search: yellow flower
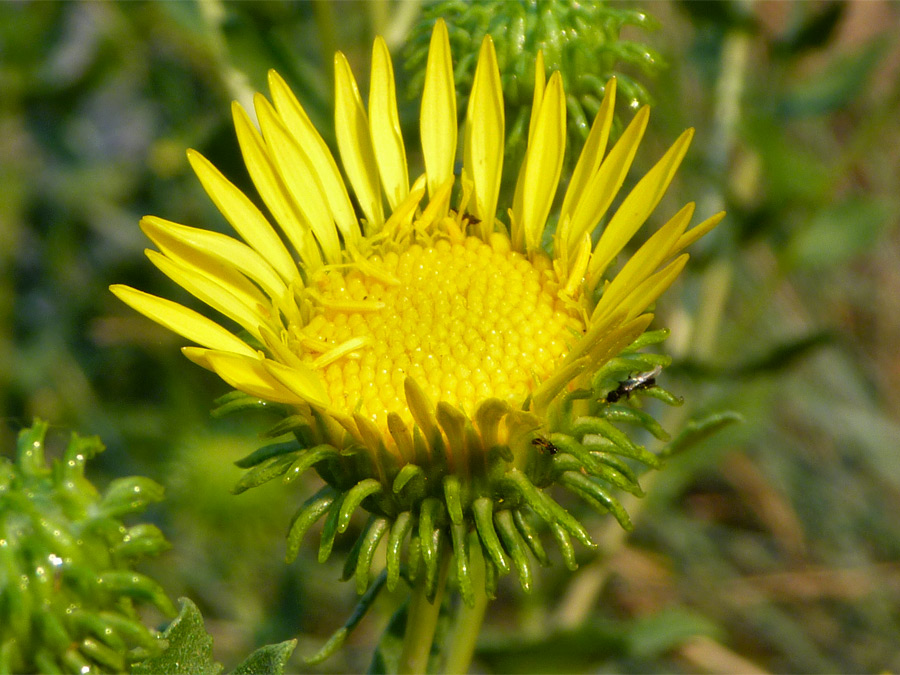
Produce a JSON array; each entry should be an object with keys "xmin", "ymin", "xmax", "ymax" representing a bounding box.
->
[{"xmin": 112, "ymin": 20, "xmax": 722, "ymax": 600}]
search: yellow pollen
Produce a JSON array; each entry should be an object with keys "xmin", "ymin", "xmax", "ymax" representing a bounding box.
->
[{"xmin": 297, "ymin": 235, "xmax": 584, "ymax": 425}]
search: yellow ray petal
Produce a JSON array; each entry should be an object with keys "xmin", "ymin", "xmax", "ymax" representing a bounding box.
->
[
  {"xmin": 620, "ymin": 255, "xmax": 689, "ymax": 321},
  {"xmin": 520, "ymin": 72, "xmax": 566, "ymax": 253},
  {"xmin": 527, "ymin": 50, "xmax": 546, "ymax": 146},
  {"xmin": 256, "ymin": 95, "xmax": 341, "ymax": 263},
  {"xmin": 404, "ymin": 376, "xmax": 439, "ymax": 447},
  {"xmin": 463, "ymin": 34, "xmax": 504, "ymax": 237},
  {"xmin": 421, "ymin": 19, "xmax": 457, "ymax": 205},
  {"xmin": 511, "ymin": 50, "xmax": 546, "ymax": 250},
  {"xmin": 673, "ymin": 210, "xmax": 726, "ymax": 254},
  {"xmin": 591, "ymin": 202, "xmax": 694, "ymax": 322},
  {"xmin": 565, "ymin": 308, "xmax": 628, "ymax": 366},
  {"xmin": 416, "ymin": 175, "xmax": 454, "ymax": 231},
  {"xmin": 146, "ymin": 249, "xmax": 266, "ymax": 340},
  {"xmin": 334, "ymin": 50, "xmax": 385, "ymax": 228},
  {"xmin": 588, "ymin": 127, "xmax": 694, "ymax": 289},
  {"xmin": 185, "ymin": 347, "xmax": 306, "ymax": 405},
  {"xmin": 558, "ymin": 78, "xmax": 617, "ymax": 257},
  {"xmin": 380, "ymin": 177, "xmax": 426, "ymax": 238},
  {"xmin": 268, "ymin": 70, "xmax": 361, "ymax": 247},
  {"xmin": 232, "ymin": 101, "xmax": 323, "ymax": 273},
  {"xmin": 110, "ymin": 285, "xmax": 255, "ymax": 356},
  {"xmin": 258, "ymin": 324, "xmax": 309, "ymax": 371},
  {"xmin": 262, "ymin": 357, "xmax": 331, "ymax": 409},
  {"xmin": 143, "ymin": 229, "xmax": 270, "ymax": 317},
  {"xmin": 587, "ymin": 313, "xmax": 655, "ymax": 371},
  {"xmin": 531, "ymin": 356, "xmax": 590, "ymax": 414},
  {"xmin": 563, "ymin": 231, "xmax": 592, "ymax": 298},
  {"xmin": 565, "ymin": 106, "xmax": 650, "ymax": 258},
  {"xmin": 141, "ymin": 216, "xmax": 287, "ymax": 304},
  {"xmin": 186, "ymin": 147, "xmax": 300, "ymax": 282},
  {"xmin": 311, "ymin": 336, "xmax": 372, "ymax": 369},
  {"xmin": 369, "ymin": 37, "xmax": 409, "ymax": 211}
]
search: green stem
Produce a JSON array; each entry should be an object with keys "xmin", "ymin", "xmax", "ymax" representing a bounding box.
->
[
  {"xmin": 442, "ymin": 541, "xmax": 489, "ymax": 674},
  {"xmin": 398, "ymin": 555, "xmax": 450, "ymax": 675}
]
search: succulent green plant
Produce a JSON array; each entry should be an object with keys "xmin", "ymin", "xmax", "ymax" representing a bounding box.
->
[{"xmin": 0, "ymin": 420, "xmax": 175, "ymax": 674}]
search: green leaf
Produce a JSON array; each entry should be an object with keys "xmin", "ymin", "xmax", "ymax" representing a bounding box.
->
[
  {"xmin": 231, "ymin": 640, "xmax": 297, "ymax": 675},
  {"xmin": 132, "ymin": 598, "xmax": 223, "ymax": 675},
  {"xmin": 785, "ymin": 197, "xmax": 892, "ymax": 269}
]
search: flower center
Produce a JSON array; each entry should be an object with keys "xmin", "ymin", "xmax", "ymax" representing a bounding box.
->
[{"xmin": 296, "ymin": 234, "xmax": 583, "ymax": 425}]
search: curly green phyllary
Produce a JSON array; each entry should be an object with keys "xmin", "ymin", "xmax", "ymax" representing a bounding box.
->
[{"xmin": 0, "ymin": 421, "xmax": 175, "ymax": 674}]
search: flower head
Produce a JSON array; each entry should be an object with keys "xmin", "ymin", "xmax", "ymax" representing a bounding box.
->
[{"xmin": 112, "ymin": 20, "xmax": 722, "ymax": 601}]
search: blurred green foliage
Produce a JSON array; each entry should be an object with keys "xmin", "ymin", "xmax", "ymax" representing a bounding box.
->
[{"xmin": 1, "ymin": 0, "xmax": 899, "ymax": 672}]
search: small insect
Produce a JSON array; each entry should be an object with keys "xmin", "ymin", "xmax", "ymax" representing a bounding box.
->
[
  {"xmin": 464, "ymin": 212, "xmax": 482, "ymax": 227},
  {"xmin": 605, "ymin": 365, "xmax": 662, "ymax": 403},
  {"xmin": 532, "ymin": 437, "xmax": 558, "ymax": 455}
]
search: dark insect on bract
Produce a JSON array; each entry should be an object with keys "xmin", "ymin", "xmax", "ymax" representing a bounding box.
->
[
  {"xmin": 532, "ymin": 437, "xmax": 558, "ymax": 454},
  {"xmin": 605, "ymin": 365, "xmax": 662, "ymax": 403}
]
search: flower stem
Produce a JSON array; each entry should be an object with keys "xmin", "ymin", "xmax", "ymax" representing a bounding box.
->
[
  {"xmin": 441, "ymin": 540, "xmax": 489, "ymax": 674},
  {"xmin": 398, "ymin": 555, "xmax": 450, "ymax": 675}
]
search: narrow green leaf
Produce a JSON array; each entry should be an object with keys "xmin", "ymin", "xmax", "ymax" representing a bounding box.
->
[
  {"xmin": 231, "ymin": 455, "xmax": 296, "ymax": 495},
  {"xmin": 392, "ymin": 463, "xmax": 425, "ymax": 494},
  {"xmin": 355, "ymin": 517, "xmax": 389, "ymax": 595},
  {"xmin": 450, "ymin": 521, "xmax": 474, "ymax": 607},
  {"xmin": 572, "ymin": 417, "xmax": 661, "ymax": 468},
  {"xmin": 386, "ymin": 512, "xmax": 413, "ymax": 592},
  {"xmin": 560, "ymin": 471, "xmax": 633, "ymax": 531},
  {"xmin": 513, "ymin": 508, "xmax": 550, "ymax": 567},
  {"xmin": 338, "ymin": 479, "xmax": 383, "ymax": 533},
  {"xmin": 282, "ymin": 445, "xmax": 341, "ymax": 485},
  {"xmin": 318, "ymin": 494, "xmax": 346, "ymax": 563},
  {"xmin": 494, "ymin": 510, "xmax": 531, "ymax": 593},
  {"xmin": 233, "ymin": 441, "xmax": 302, "ymax": 469},
  {"xmin": 285, "ymin": 488, "xmax": 336, "ymax": 563},
  {"xmin": 472, "ymin": 497, "xmax": 511, "ymax": 574},
  {"xmin": 599, "ymin": 406, "xmax": 670, "ymax": 441},
  {"xmin": 549, "ymin": 521, "xmax": 578, "ymax": 571},
  {"xmin": 443, "ymin": 475, "xmax": 464, "ymax": 525},
  {"xmin": 419, "ymin": 498, "xmax": 445, "ymax": 601}
]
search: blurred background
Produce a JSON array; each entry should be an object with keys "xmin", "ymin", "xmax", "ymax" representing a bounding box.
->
[{"xmin": 1, "ymin": 1, "xmax": 899, "ymax": 672}]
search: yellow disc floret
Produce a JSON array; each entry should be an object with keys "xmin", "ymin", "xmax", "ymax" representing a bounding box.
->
[{"xmin": 296, "ymin": 233, "xmax": 583, "ymax": 425}]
